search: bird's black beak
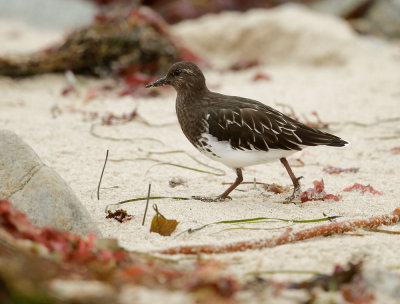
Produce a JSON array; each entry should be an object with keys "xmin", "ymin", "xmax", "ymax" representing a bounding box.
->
[{"xmin": 145, "ymin": 76, "xmax": 169, "ymax": 88}]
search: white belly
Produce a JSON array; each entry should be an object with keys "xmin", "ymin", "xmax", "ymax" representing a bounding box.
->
[{"xmin": 199, "ymin": 133, "xmax": 296, "ymax": 168}]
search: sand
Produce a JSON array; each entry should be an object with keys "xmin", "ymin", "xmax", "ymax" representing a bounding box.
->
[{"xmin": 1, "ymin": 4, "xmax": 400, "ymax": 300}]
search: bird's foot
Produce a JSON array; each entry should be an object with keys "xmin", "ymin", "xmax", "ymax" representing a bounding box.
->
[
  {"xmin": 283, "ymin": 185, "xmax": 302, "ymax": 204},
  {"xmin": 191, "ymin": 195, "xmax": 232, "ymax": 202}
]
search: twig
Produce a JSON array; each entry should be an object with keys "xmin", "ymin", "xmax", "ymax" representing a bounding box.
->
[
  {"xmin": 157, "ymin": 207, "xmax": 400, "ymax": 255},
  {"xmin": 142, "ymin": 184, "xmax": 152, "ymax": 226},
  {"xmin": 97, "ymin": 149, "xmax": 109, "ymax": 200}
]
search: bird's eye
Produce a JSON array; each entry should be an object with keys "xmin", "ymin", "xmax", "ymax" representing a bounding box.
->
[{"xmin": 172, "ymin": 69, "xmax": 181, "ymax": 77}]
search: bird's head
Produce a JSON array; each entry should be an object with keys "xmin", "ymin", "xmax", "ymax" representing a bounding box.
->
[{"xmin": 145, "ymin": 61, "xmax": 207, "ymax": 93}]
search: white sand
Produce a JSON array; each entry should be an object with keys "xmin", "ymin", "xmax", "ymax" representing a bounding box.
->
[{"xmin": 1, "ymin": 4, "xmax": 400, "ymax": 293}]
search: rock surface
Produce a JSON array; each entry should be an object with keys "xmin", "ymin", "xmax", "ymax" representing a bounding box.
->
[
  {"xmin": 0, "ymin": 129, "xmax": 100, "ymax": 236},
  {"xmin": 173, "ymin": 4, "xmax": 356, "ymax": 66}
]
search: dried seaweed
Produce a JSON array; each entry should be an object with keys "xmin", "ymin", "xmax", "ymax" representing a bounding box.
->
[
  {"xmin": 391, "ymin": 147, "xmax": 400, "ymax": 155},
  {"xmin": 106, "ymin": 209, "xmax": 134, "ymax": 223},
  {"xmin": 292, "ymin": 262, "xmax": 375, "ymax": 304},
  {"xmin": 343, "ymin": 183, "xmax": 383, "ymax": 195},
  {"xmin": 101, "ymin": 109, "xmax": 138, "ymax": 125},
  {"xmin": 323, "ymin": 166, "xmax": 359, "ymax": 174},
  {"xmin": 291, "ymin": 262, "xmax": 361, "ymax": 290},
  {"xmin": 157, "ymin": 206, "xmax": 400, "ymax": 255},
  {"xmin": 95, "ymin": 1, "xmax": 319, "ymax": 25},
  {"xmin": 300, "ymin": 179, "xmax": 340, "ymax": 203},
  {"xmin": 252, "ymin": 72, "xmax": 271, "ymax": 81},
  {"xmin": 119, "ymin": 73, "xmax": 161, "ymax": 98},
  {"xmin": 0, "ymin": 8, "xmax": 180, "ymax": 78},
  {"xmin": 261, "ymin": 183, "xmax": 289, "ymax": 194},
  {"xmin": 52, "ymin": 105, "xmax": 149, "ymax": 126},
  {"xmin": 0, "ymin": 199, "xmax": 239, "ymax": 301},
  {"xmin": 221, "ymin": 181, "xmax": 289, "ymax": 194}
]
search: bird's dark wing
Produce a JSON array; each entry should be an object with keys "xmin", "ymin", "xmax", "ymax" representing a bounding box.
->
[{"xmin": 205, "ymin": 98, "xmax": 347, "ymax": 151}]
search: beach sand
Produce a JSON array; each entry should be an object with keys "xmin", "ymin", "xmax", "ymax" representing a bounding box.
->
[{"xmin": 1, "ymin": 5, "xmax": 400, "ymax": 302}]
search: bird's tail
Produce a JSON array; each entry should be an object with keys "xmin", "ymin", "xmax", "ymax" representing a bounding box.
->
[{"xmin": 296, "ymin": 128, "xmax": 348, "ymax": 147}]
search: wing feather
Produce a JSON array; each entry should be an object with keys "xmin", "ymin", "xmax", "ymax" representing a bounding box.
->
[{"xmin": 203, "ymin": 92, "xmax": 347, "ymax": 151}]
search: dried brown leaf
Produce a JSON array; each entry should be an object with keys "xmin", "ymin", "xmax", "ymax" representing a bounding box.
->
[{"xmin": 150, "ymin": 206, "xmax": 179, "ymax": 236}]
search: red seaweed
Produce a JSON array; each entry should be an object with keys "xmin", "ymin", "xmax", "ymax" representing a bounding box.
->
[
  {"xmin": 228, "ymin": 59, "xmax": 261, "ymax": 71},
  {"xmin": 343, "ymin": 183, "xmax": 383, "ymax": 195},
  {"xmin": 276, "ymin": 103, "xmax": 330, "ymax": 129},
  {"xmin": 0, "ymin": 199, "xmax": 128, "ymax": 264},
  {"xmin": 252, "ymin": 72, "xmax": 271, "ymax": 81},
  {"xmin": 391, "ymin": 147, "xmax": 400, "ymax": 155},
  {"xmin": 300, "ymin": 179, "xmax": 340, "ymax": 203},
  {"xmin": 323, "ymin": 166, "xmax": 359, "ymax": 174}
]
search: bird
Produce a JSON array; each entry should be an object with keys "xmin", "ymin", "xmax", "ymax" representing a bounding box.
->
[{"xmin": 145, "ymin": 61, "xmax": 348, "ymax": 202}]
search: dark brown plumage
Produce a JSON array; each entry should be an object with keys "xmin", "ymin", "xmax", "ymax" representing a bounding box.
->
[{"xmin": 146, "ymin": 61, "xmax": 348, "ymax": 202}]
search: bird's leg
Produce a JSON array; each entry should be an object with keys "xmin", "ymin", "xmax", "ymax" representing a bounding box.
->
[
  {"xmin": 218, "ymin": 168, "xmax": 243, "ymax": 200},
  {"xmin": 192, "ymin": 168, "xmax": 243, "ymax": 202},
  {"xmin": 280, "ymin": 157, "xmax": 303, "ymax": 203}
]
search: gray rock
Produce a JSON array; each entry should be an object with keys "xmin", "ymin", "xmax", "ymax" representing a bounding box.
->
[
  {"xmin": 311, "ymin": 0, "xmax": 400, "ymax": 39},
  {"xmin": 0, "ymin": 129, "xmax": 101, "ymax": 236},
  {"xmin": 360, "ymin": 0, "xmax": 400, "ymax": 39}
]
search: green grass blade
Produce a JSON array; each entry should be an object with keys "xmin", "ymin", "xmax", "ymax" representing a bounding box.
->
[{"xmin": 105, "ymin": 196, "xmax": 189, "ymax": 213}]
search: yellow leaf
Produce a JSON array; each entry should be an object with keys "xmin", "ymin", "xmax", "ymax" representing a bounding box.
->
[{"xmin": 150, "ymin": 212, "xmax": 179, "ymax": 236}]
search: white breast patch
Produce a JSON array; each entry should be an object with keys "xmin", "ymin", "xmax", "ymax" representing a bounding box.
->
[{"xmin": 199, "ymin": 133, "xmax": 295, "ymax": 168}]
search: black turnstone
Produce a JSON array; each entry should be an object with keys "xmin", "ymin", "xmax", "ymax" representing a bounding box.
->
[{"xmin": 146, "ymin": 61, "xmax": 348, "ymax": 202}]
